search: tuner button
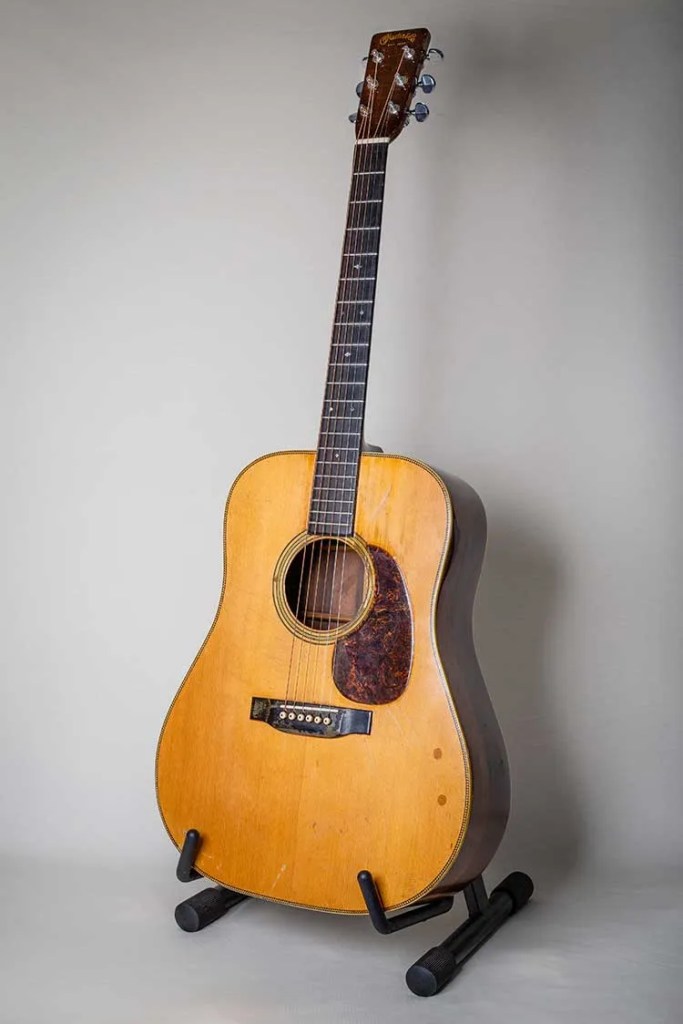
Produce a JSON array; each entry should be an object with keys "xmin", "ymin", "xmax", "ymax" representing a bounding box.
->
[
  {"xmin": 348, "ymin": 112, "xmax": 358, "ymax": 123},
  {"xmin": 426, "ymin": 47, "xmax": 445, "ymax": 61},
  {"xmin": 410, "ymin": 102, "xmax": 430, "ymax": 123},
  {"xmin": 355, "ymin": 81, "xmax": 363, "ymax": 97},
  {"xmin": 418, "ymin": 73, "xmax": 436, "ymax": 94}
]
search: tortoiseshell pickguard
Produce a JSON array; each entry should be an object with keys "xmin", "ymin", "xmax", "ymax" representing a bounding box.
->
[{"xmin": 332, "ymin": 545, "xmax": 413, "ymax": 705}]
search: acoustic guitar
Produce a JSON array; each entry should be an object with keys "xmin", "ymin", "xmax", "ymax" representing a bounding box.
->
[{"xmin": 156, "ymin": 28, "xmax": 510, "ymax": 915}]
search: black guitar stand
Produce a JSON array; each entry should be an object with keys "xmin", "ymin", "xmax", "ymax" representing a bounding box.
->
[{"xmin": 173, "ymin": 828, "xmax": 533, "ymax": 996}]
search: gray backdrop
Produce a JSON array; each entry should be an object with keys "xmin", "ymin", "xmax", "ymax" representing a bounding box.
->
[{"xmin": 0, "ymin": 1, "xmax": 681, "ymax": 1021}]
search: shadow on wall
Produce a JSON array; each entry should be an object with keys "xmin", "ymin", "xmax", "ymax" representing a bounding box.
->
[
  {"xmin": 407, "ymin": 8, "xmax": 617, "ymax": 883},
  {"xmin": 470, "ymin": 504, "xmax": 584, "ymax": 885}
]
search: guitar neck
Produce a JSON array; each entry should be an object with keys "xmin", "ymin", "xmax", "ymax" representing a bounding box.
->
[{"xmin": 308, "ymin": 140, "xmax": 389, "ymax": 537}]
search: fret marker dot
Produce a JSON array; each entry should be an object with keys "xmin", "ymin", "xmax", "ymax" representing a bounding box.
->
[{"xmin": 345, "ymin": 351, "xmax": 351, "ymax": 357}]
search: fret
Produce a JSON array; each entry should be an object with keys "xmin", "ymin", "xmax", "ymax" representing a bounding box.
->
[
  {"xmin": 311, "ymin": 491, "xmax": 358, "ymax": 499},
  {"xmin": 339, "ymin": 276, "xmax": 375, "ymax": 281},
  {"xmin": 309, "ymin": 520, "xmax": 354, "ymax": 528},
  {"xmin": 353, "ymin": 170, "xmax": 385, "ymax": 176},
  {"xmin": 309, "ymin": 512, "xmax": 352, "ymax": 520},
  {"xmin": 316, "ymin": 445, "xmax": 362, "ymax": 452},
  {"xmin": 309, "ymin": 510, "xmax": 355, "ymax": 518},
  {"xmin": 337, "ymin": 283, "xmax": 375, "ymax": 303},
  {"xmin": 317, "ymin": 458, "xmax": 362, "ymax": 466},
  {"xmin": 308, "ymin": 523, "xmax": 353, "ymax": 532},
  {"xmin": 309, "ymin": 509, "xmax": 354, "ymax": 516},
  {"xmin": 309, "ymin": 508, "xmax": 355, "ymax": 515},
  {"xmin": 317, "ymin": 432, "xmax": 361, "ymax": 438},
  {"xmin": 313, "ymin": 474, "xmax": 357, "ymax": 484},
  {"xmin": 310, "ymin": 502, "xmax": 355, "ymax": 509},
  {"xmin": 315, "ymin": 460, "xmax": 359, "ymax": 468},
  {"xmin": 308, "ymin": 521, "xmax": 354, "ymax": 528},
  {"xmin": 349, "ymin": 199, "xmax": 381, "ymax": 205},
  {"xmin": 344, "ymin": 251, "xmax": 378, "ymax": 256},
  {"xmin": 346, "ymin": 226, "xmax": 380, "ymax": 231},
  {"xmin": 313, "ymin": 483, "xmax": 358, "ymax": 491},
  {"xmin": 311, "ymin": 475, "xmax": 356, "ymax": 483},
  {"xmin": 313, "ymin": 461, "xmax": 358, "ymax": 467}
]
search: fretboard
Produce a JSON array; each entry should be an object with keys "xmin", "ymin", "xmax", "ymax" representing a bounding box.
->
[{"xmin": 308, "ymin": 140, "xmax": 389, "ymax": 536}]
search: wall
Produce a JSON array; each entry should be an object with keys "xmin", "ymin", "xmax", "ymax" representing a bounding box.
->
[{"xmin": 0, "ymin": 0, "xmax": 680, "ymax": 875}]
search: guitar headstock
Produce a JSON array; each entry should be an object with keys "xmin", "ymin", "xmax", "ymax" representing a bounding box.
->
[{"xmin": 350, "ymin": 29, "xmax": 441, "ymax": 143}]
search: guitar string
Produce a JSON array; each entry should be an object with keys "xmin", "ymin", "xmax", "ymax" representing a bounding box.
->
[
  {"xmin": 282, "ymin": 501, "xmax": 311, "ymax": 711},
  {"xmin": 312, "ymin": 53, "xmax": 408, "ymax": 706},
  {"xmin": 285, "ymin": 49, "xmax": 409, "ymax": 715},
  {"xmin": 285, "ymin": 62, "xmax": 375, "ymax": 713},
  {"xmin": 324, "ymin": 139, "xmax": 378, "ymax": 662},
  {"xmin": 298, "ymin": 59, "xmax": 379, "ymax": 708},
  {"xmin": 321, "ymin": 54, "xmax": 408, "ymax": 704},
  {"xmin": 283, "ymin": 93, "xmax": 375, "ymax": 712},
  {"xmin": 315, "ymin": 138, "xmax": 376, "ymax": 704}
]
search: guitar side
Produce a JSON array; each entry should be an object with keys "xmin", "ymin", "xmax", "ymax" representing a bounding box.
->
[{"xmin": 432, "ymin": 473, "xmax": 510, "ymax": 893}]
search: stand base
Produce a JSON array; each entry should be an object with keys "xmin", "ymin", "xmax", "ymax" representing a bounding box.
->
[
  {"xmin": 405, "ymin": 872, "xmax": 534, "ymax": 996},
  {"xmin": 173, "ymin": 829, "xmax": 533, "ymax": 996}
]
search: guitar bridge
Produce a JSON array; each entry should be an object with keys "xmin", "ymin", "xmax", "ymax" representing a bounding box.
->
[{"xmin": 250, "ymin": 697, "xmax": 372, "ymax": 738}]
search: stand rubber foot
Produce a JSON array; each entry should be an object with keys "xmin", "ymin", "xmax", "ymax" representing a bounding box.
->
[{"xmin": 175, "ymin": 885, "xmax": 249, "ymax": 932}]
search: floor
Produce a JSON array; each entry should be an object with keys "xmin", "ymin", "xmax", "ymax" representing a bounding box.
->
[{"xmin": 1, "ymin": 856, "xmax": 680, "ymax": 1023}]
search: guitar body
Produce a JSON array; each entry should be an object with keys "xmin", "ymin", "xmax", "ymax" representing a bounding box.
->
[{"xmin": 156, "ymin": 450, "xmax": 509, "ymax": 913}]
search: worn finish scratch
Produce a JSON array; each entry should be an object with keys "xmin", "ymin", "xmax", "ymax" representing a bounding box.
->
[
  {"xmin": 373, "ymin": 486, "xmax": 392, "ymax": 517},
  {"xmin": 272, "ymin": 863, "xmax": 287, "ymax": 889}
]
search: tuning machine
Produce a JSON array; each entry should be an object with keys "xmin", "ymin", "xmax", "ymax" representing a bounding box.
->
[
  {"xmin": 425, "ymin": 47, "xmax": 444, "ymax": 61},
  {"xmin": 417, "ymin": 73, "xmax": 436, "ymax": 94},
  {"xmin": 408, "ymin": 102, "xmax": 430, "ymax": 123}
]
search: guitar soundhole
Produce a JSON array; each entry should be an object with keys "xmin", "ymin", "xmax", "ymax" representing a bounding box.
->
[{"xmin": 284, "ymin": 538, "xmax": 367, "ymax": 633}]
